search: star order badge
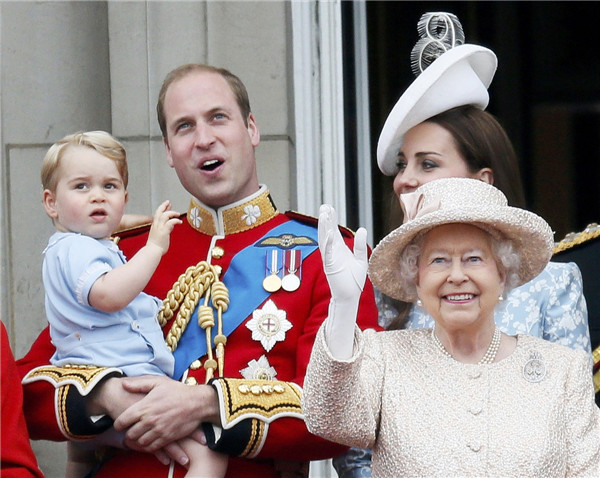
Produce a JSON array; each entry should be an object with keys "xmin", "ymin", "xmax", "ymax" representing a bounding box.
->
[
  {"xmin": 246, "ymin": 299, "xmax": 292, "ymax": 352},
  {"xmin": 240, "ymin": 355, "xmax": 278, "ymax": 380}
]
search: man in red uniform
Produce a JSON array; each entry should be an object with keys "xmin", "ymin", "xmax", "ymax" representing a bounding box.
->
[{"xmin": 17, "ymin": 64, "xmax": 379, "ymax": 477}]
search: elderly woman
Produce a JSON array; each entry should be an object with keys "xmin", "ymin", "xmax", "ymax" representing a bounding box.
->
[{"xmin": 303, "ymin": 177, "xmax": 599, "ymax": 477}]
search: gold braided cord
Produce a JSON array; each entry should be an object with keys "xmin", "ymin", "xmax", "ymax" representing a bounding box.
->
[
  {"xmin": 211, "ymin": 281, "xmax": 230, "ymax": 313},
  {"xmin": 212, "ymin": 281, "xmax": 229, "ymax": 376},
  {"xmin": 157, "ymin": 261, "xmax": 230, "ymax": 383},
  {"xmin": 554, "ymin": 223, "xmax": 600, "ymax": 254},
  {"xmin": 196, "ymin": 305, "xmax": 214, "ymax": 328},
  {"xmin": 163, "ymin": 264, "xmax": 207, "ymax": 349},
  {"xmin": 200, "ymin": 302, "xmax": 217, "ymax": 382},
  {"xmin": 161, "ymin": 263, "xmax": 212, "ymax": 352},
  {"xmin": 158, "ymin": 262, "xmax": 210, "ymax": 326}
]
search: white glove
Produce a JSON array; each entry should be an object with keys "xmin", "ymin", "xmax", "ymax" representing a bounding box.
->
[{"xmin": 318, "ymin": 204, "xmax": 368, "ymax": 359}]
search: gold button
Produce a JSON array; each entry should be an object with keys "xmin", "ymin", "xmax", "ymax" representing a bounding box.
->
[
  {"xmin": 211, "ymin": 246, "xmax": 225, "ymax": 259},
  {"xmin": 238, "ymin": 384, "xmax": 250, "ymax": 394},
  {"xmin": 250, "ymin": 385, "xmax": 262, "ymax": 395},
  {"xmin": 204, "ymin": 359, "xmax": 217, "ymax": 370},
  {"xmin": 185, "ymin": 377, "xmax": 198, "ymax": 386},
  {"xmin": 190, "ymin": 360, "xmax": 202, "ymax": 370},
  {"xmin": 262, "ymin": 384, "xmax": 274, "ymax": 394}
]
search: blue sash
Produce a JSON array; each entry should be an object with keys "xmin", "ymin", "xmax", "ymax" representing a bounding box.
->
[{"xmin": 172, "ymin": 220, "xmax": 319, "ymax": 379}]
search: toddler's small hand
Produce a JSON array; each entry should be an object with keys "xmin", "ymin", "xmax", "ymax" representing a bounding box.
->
[{"xmin": 147, "ymin": 200, "xmax": 182, "ymax": 253}]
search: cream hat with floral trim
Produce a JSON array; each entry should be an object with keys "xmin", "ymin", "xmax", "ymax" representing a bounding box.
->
[
  {"xmin": 377, "ymin": 13, "xmax": 497, "ymax": 176},
  {"xmin": 368, "ymin": 178, "xmax": 554, "ymax": 302}
]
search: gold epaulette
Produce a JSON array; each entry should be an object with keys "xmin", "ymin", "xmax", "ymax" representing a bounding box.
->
[
  {"xmin": 22, "ymin": 364, "xmax": 122, "ymax": 396},
  {"xmin": 211, "ymin": 378, "xmax": 303, "ymax": 429},
  {"xmin": 553, "ymin": 223, "xmax": 600, "ymax": 255}
]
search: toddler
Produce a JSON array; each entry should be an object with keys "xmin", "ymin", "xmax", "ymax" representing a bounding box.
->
[{"xmin": 41, "ymin": 131, "xmax": 227, "ymax": 477}]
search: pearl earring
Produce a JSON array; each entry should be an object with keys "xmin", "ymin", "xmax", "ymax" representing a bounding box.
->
[
  {"xmin": 416, "ymin": 299, "xmax": 423, "ymax": 307},
  {"xmin": 498, "ymin": 295, "xmax": 504, "ymax": 302}
]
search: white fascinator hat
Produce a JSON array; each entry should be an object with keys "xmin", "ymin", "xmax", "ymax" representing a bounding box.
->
[
  {"xmin": 377, "ymin": 12, "xmax": 498, "ymax": 176},
  {"xmin": 368, "ymin": 178, "xmax": 555, "ymax": 302}
]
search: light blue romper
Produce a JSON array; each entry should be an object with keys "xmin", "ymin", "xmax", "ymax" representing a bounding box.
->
[{"xmin": 44, "ymin": 232, "xmax": 174, "ymax": 377}]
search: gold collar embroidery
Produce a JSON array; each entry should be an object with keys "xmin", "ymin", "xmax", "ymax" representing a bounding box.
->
[{"xmin": 187, "ymin": 186, "xmax": 279, "ymax": 236}]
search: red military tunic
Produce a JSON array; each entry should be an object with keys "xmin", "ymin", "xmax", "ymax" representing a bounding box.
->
[
  {"xmin": 1, "ymin": 323, "xmax": 44, "ymax": 478},
  {"xmin": 18, "ymin": 187, "xmax": 380, "ymax": 477}
]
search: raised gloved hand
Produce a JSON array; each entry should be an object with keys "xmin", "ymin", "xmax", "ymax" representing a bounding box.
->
[{"xmin": 318, "ymin": 204, "xmax": 368, "ymax": 359}]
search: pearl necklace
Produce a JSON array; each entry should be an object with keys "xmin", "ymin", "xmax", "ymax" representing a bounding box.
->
[{"xmin": 432, "ymin": 326, "xmax": 501, "ymax": 365}]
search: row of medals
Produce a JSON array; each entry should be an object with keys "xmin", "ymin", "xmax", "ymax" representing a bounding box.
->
[{"xmin": 262, "ymin": 249, "xmax": 301, "ymax": 293}]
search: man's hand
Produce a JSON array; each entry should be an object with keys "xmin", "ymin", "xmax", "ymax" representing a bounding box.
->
[
  {"xmin": 113, "ymin": 376, "xmax": 219, "ymax": 452},
  {"xmin": 87, "ymin": 376, "xmax": 217, "ymax": 467}
]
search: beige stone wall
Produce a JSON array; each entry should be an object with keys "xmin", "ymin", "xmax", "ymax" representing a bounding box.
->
[{"xmin": 1, "ymin": 1, "xmax": 295, "ymax": 476}]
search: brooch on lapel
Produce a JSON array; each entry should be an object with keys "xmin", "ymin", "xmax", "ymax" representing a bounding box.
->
[{"xmin": 523, "ymin": 350, "xmax": 546, "ymax": 383}]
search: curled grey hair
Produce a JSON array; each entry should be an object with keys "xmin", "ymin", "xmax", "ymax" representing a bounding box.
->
[{"xmin": 397, "ymin": 228, "xmax": 522, "ymax": 301}]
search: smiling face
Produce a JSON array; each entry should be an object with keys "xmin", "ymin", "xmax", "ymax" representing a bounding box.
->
[
  {"xmin": 42, "ymin": 145, "xmax": 128, "ymax": 239},
  {"xmin": 393, "ymin": 121, "xmax": 491, "ymax": 196},
  {"xmin": 162, "ymin": 70, "xmax": 261, "ymax": 208},
  {"xmin": 416, "ymin": 223, "xmax": 505, "ymax": 333}
]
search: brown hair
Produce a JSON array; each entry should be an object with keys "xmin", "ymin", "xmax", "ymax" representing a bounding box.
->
[
  {"xmin": 41, "ymin": 131, "xmax": 128, "ymax": 191},
  {"xmin": 156, "ymin": 64, "xmax": 252, "ymax": 138},
  {"xmin": 426, "ymin": 105, "xmax": 526, "ymax": 208}
]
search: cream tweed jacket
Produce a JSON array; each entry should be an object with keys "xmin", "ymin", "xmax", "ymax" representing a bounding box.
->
[{"xmin": 303, "ymin": 325, "xmax": 600, "ymax": 477}]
